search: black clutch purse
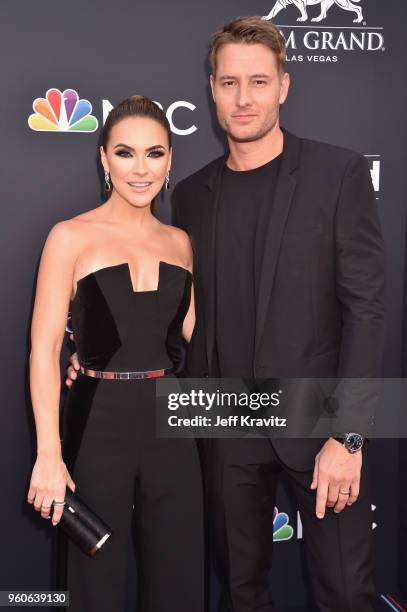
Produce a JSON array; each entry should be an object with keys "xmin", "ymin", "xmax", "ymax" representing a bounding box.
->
[{"xmin": 57, "ymin": 488, "xmax": 113, "ymax": 557}]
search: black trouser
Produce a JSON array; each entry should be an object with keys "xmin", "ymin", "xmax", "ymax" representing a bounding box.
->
[
  {"xmin": 58, "ymin": 377, "xmax": 205, "ymax": 612},
  {"xmin": 205, "ymin": 438, "xmax": 375, "ymax": 612}
]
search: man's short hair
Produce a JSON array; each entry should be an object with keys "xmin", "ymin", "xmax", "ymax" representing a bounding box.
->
[{"xmin": 210, "ymin": 16, "xmax": 286, "ymax": 76}]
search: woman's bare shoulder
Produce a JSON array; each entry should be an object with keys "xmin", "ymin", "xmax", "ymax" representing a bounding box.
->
[
  {"xmin": 162, "ymin": 223, "xmax": 192, "ymax": 264},
  {"xmin": 164, "ymin": 223, "xmax": 191, "ymax": 249},
  {"xmin": 46, "ymin": 205, "xmax": 104, "ymax": 246}
]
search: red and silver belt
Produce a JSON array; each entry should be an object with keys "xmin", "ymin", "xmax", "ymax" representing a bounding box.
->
[{"xmin": 80, "ymin": 366, "xmax": 172, "ymax": 380}]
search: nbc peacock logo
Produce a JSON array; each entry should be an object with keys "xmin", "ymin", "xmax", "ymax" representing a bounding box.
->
[
  {"xmin": 28, "ymin": 88, "xmax": 98, "ymax": 133},
  {"xmin": 273, "ymin": 507, "xmax": 294, "ymax": 541}
]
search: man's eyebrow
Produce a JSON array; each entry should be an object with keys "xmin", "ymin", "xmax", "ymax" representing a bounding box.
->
[
  {"xmin": 113, "ymin": 143, "xmax": 166, "ymax": 152},
  {"xmin": 218, "ymin": 74, "xmax": 271, "ymax": 80},
  {"xmin": 250, "ymin": 73, "xmax": 271, "ymax": 79}
]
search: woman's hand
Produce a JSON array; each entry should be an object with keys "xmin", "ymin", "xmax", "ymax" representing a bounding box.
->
[{"xmin": 27, "ymin": 455, "xmax": 76, "ymax": 526}]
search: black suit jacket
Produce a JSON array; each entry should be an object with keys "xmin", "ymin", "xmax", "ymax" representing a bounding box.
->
[{"xmin": 172, "ymin": 129, "xmax": 385, "ymax": 470}]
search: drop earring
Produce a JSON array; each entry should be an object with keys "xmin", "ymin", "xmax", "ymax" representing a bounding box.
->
[
  {"xmin": 165, "ymin": 171, "xmax": 170, "ymax": 191},
  {"xmin": 104, "ymin": 170, "xmax": 111, "ymax": 192}
]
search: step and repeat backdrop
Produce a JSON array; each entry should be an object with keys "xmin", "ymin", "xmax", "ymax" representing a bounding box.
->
[{"xmin": 1, "ymin": 0, "xmax": 406, "ymax": 609}]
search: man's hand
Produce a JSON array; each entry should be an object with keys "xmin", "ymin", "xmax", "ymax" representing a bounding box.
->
[
  {"xmin": 310, "ymin": 437, "xmax": 362, "ymax": 519},
  {"xmin": 65, "ymin": 342, "xmax": 80, "ymax": 388}
]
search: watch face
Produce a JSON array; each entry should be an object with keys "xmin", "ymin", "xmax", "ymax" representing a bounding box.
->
[{"xmin": 345, "ymin": 433, "xmax": 364, "ymax": 452}]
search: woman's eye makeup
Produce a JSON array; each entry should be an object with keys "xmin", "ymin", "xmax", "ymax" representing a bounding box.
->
[
  {"xmin": 115, "ymin": 149, "xmax": 132, "ymax": 157},
  {"xmin": 114, "ymin": 148, "xmax": 165, "ymax": 158},
  {"xmin": 148, "ymin": 149, "xmax": 165, "ymax": 158}
]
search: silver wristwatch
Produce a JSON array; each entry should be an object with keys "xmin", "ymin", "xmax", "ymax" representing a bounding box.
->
[{"xmin": 334, "ymin": 432, "xmax": 364, "ymax": 453}]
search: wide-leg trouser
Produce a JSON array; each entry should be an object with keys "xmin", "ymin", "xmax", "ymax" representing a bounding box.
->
[{"xmin": 58, "ymin": 375, "xmax": 205, "ymax": 612}]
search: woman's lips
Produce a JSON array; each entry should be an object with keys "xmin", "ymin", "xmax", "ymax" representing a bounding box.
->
[{"xmin": 127, "ymin": 181, "xmax": 152, "ymax": 193}]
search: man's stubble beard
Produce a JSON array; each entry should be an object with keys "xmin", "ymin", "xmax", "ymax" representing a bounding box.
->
[{"xmin": 222, "ymin": 113, "xmax": 279, "ymax": 144}]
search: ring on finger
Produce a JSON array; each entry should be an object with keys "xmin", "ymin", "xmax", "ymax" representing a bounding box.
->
[
  {"xmin": 53, "ymin": 500, "xmax": 66, "ymax": 507},
  {"xmin": 339, "ymin": 490, "xmax": 350, "ymax": 495}
]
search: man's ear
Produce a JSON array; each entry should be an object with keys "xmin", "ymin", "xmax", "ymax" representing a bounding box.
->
[
  {"xmin": 279, "ymin": 72, "xmax": 290, "ymax": 105},
  {"xmin": 209, "ymin": 74, "xmax": 216, "ymax": 102}
]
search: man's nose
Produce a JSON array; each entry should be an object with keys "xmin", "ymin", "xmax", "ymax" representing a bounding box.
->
[{"xmin": 236, "ymin": 83, "xmax": 252, "ymax": 107}]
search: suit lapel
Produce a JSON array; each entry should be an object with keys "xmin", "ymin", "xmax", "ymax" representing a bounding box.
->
[
  {"xmin": 202, "ymin": 155, "xmax": 227, "ymax": 371},
  {"xmin": 255, "ymin": 130, "xmax": 301, "ymax": 354}
]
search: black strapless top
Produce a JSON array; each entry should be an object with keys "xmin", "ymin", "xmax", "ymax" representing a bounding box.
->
[{"xmin": 70, "ymin": 261, "xmax": 192, "ymax": 373}]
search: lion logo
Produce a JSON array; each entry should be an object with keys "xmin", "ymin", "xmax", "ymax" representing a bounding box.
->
[{"xmin": 262, "ymin": 0, "xmax": 364, "ymax": 23}]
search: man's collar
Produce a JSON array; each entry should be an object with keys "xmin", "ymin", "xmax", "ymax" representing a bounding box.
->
[{"xmin": 204, "ymin": 127, "xmax": 301, "ymax": 191}]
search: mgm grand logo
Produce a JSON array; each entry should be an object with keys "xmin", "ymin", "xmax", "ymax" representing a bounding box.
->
[
  {"xmin": 263, "ymin": 0, "xmax": 364, "ymax": 23},
  {"xmin": 262, "ymin": 0, "xmax": 385, "ymax": 62}
]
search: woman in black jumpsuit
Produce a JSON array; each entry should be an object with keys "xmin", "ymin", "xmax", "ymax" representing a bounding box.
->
[
  {"xmin": 27, "ymin": 96, "xmax": 205, "ymax": 612},
  {"xmin": 59, "ymin": 261, "xmax": 204, "ymax": 611}
]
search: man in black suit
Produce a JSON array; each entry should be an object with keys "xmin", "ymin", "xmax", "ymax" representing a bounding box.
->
[{"xmin": 171, "ymin": 16, "xmax": 384, "ymax": 612}]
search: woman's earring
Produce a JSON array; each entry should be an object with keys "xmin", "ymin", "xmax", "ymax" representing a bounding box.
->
[
  {"xmin": 104, "ymin": 170, "xmax": 111, "ymax": 192},
  {"xmin": 165, "ymin": 171, "xmax": 170, "ymax": 191}
]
